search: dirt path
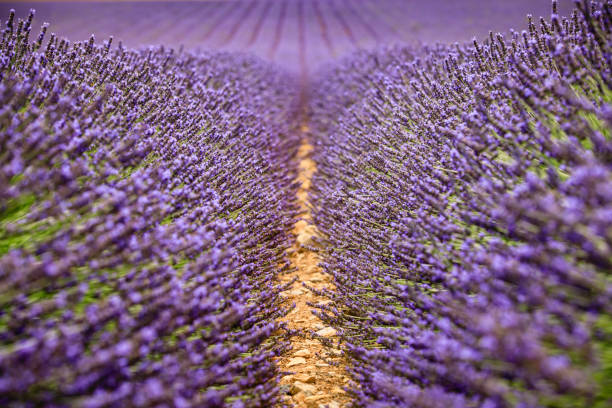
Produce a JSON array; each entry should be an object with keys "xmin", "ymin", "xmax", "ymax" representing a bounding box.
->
[{"xmin": 276, "ymin": 126, "xmax": 350, "ymax": 408}]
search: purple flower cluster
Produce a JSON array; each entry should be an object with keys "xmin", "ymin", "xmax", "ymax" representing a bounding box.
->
[
  {"xmin": 308, "ymin": 1, "xmax": 612, "ymax": 407},
  {"xmin": 0, "ymin": 9, "xmax": 300, "ymax": 407}
]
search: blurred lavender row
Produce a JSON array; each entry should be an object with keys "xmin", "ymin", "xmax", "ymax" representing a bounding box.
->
[
  {"xmin": 0, "ymin": 8, "xmax": 301, "ymax": 407},
  {"xmin": 4, "ymin": 0, "xmax": 574, "ymax": 74},
  {"xmin": 308, "ymin": 1, "xmax": 612, "ymax": 407}
]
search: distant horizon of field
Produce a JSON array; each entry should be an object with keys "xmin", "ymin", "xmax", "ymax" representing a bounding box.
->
[{"xmin": 2, "ymin": 0, "xmax": 574, "ymax": 74}]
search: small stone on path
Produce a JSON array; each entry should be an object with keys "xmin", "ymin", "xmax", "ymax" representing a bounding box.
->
[
  {"xmin": 293, "ymin": 392, "xmax": 306, "ymax": 404},
  {"xmin": 287, "ymin": 357, "xmax": 307, "ymax": 367},
  {"xmin": 294, "ymin": 349, "xmax": 311, "ymax": 357},
  {"xmin": 332, "ymin": 387, "xmax": 346, "ymax": 395},
  {"xmin": 290, "ymin": 381, "xmax": 317, "ymax": 396},
  {"xmin": 305, "ymin": 394, "xmax": 328, "ymax": 407},
  {"xmin": 294, "ymin": 373, "xmax": 316, "ymax": 383},
  {"xmin": 316, "ymin": 327, "xmax": 337, "ymax": 337},
  {"xmin": 304, "ymin": 395, "xmax": 327, "ymax": 403},
  {"xmin": 297, "ymin": 232, "xmax": 314, "ymax": 246},
  {"xmin": 310, "ymin": 274, "xmax": 325, "ymax": 283}
]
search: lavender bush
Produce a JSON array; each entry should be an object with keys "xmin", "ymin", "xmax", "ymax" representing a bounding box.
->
[
  {"xmin": 309, "ymin": 1, "xmax": 612, "ymax": 407},
  {"xmin": 0, "ymin": 9, "xmax": 300, "ymax": 407}
]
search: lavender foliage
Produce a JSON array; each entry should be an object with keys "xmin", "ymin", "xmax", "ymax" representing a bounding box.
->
[
  {"xmin": 309, "ymin": 1, "xmax": 612, "ymax": 407},
  {"xmin": 0, "ymin": 9, "xmax": 300, "ymax": 407}
]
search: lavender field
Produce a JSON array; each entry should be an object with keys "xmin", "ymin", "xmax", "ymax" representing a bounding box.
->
[{"xmin": 0, "ymin": 1, "xmax": 610, "ymax": 407}]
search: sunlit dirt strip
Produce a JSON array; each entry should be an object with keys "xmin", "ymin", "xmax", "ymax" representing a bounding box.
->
[{"xmin": 276, "ymin": 127, "xmax": 350, "ymax": 408}]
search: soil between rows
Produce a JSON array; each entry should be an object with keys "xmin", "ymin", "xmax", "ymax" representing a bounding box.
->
[{"xmin": 275, "ymin": 127, "xmax": 350, "ymax": 408}]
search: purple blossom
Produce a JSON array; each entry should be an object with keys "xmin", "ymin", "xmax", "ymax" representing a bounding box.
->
[
  {"xmin": 308, "ymin": 1, "xmax": 612, "ymax": 407},
  {"xmin": 0, "ymin": 8, "xmax": 299, "ymax": 406}
]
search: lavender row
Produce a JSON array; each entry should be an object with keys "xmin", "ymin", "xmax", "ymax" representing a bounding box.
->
[
  {"xmin": 309, "ymin": 1, "xmax": 611, "ymax": 407},
  {"xmin": 0, "ymin": 10, "xmax": 301, "ymax": 407}
]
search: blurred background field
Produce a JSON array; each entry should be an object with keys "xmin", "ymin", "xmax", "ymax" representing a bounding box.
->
[{"xmin": 2, "ymin": 0, "xmax": 574, "ymax": 74}]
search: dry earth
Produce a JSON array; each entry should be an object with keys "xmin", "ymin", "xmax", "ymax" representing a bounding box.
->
[{"xmin": 276, "ymin": 127, "xmax": 350, "ymax": 408}]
